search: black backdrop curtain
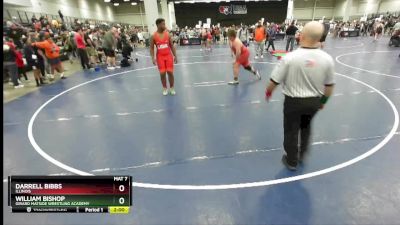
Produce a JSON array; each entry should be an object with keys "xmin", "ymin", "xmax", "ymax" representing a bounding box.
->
[{"xmin": 174, "ymin": 1, "xmax": 288, "ymax": 27}]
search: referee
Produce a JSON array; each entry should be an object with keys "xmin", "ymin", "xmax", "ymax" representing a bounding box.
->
[{"xmin": 265, "ymin": 21, "xmax": 335, "ymax": 171}]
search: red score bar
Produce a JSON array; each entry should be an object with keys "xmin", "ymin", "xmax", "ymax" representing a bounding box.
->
[
  {"xmin": 10, "ymin": 176, "xmax": 131, "ymax": 195},
  {"xmin": 27, "ymin": 183, "xmax": 121, "ymax": 195}
]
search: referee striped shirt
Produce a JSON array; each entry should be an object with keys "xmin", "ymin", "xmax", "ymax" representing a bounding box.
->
[{"xmin": 270, "ymin": 47, "xmax": 335, "ymax": 97}]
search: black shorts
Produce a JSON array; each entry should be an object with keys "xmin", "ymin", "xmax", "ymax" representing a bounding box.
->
[
  {"xmin": 48, "ymin": 57, "xmax": 61, "ymax": 66},
  {"xmin": 104, "ymin": 48, "xmax": 115, "ymax": 57},
  {"xmin": 320, "ymin": 34, "xmax": 328, "ymax": 42}
]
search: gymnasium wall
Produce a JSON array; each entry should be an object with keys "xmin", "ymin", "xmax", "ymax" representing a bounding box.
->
[
  {"xmin": 4, "ymin": 0, "xmax": 115, "ymax": 22},
  {"xmin": 293, "ymin": 0, "xmax": 336, "ymax": 20},
  {"xmin": 113, "ymin": 1, "xmax": 148, "ymax": 27},
  {"xmin": 174, "ymin": 1, "xmax": 289, "ymax": 27},
  {"xmin": 293, "ymin": 0, "xmax": 400, "ymax": 21}
]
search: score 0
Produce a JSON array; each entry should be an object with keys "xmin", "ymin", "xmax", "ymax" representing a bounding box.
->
[{"xmin": 113, "ymin": 176, "xmax": 130, "ymax": 206}]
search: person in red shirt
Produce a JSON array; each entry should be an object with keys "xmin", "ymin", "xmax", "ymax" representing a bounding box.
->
[
  {"xmin": 15, "ymin": 48, "xmax": 28, "ymax": 81},
  {"xmin": 74, "ymin": 27, "xmax": 90, "ymax": 69},
  {"xmin": 227, "ymin": 29, "xmax": 261, "ymax": 85},
  {"xmin": 150, "ymin": 18, "xmax": 178, "ymax": 96}
]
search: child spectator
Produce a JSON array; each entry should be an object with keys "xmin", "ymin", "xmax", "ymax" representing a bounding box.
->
[{"xmin": 15, "ymin": 47, "xmax": 28, "ymax": 81}]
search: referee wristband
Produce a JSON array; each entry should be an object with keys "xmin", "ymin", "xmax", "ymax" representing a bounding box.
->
[{"xmin": 320, "ymin": 95, "xmax": 329, "ymax": 104}]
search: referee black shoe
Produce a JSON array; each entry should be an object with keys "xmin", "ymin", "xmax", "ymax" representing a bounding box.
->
[{"xmin": 281, "ymin": 155, "xmax": 297, "ymax": 171}]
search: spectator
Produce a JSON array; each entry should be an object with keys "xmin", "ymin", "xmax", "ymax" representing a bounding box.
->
[
  {"xmin": 63, "ymin": 31, "xmax": 75, "ymax": 64},
  {"xmin": 215, "ymin": 27, "xmax": 221, "ymax": 44},
  {"xmin": 238, "ymin": 25, "xmax": 249, "ymax": 47},
  {"xmin": 102, "ymin": 26, "xmax": 120, "ymax": 70},
  {"xmin": 32, "ymin": 32, "xmax": 66, "ymax": 79},
  {"xmin": 130, "ymin": 28, "xmax": 139, "ymax": 48},
  {"xmin": 3, "ymin": 40, "xmax": 24, "ymax": 88},
  {"xmin": 254, "ymin": 22, "xmax": 266, "ymax": 59},
  {"xmin": 74, "ymin": 27, "xmax": 90, "ymax": 69},
  {"xmin": 121, "ymin": 39, "xmax": 134, "ymax": 67},
  {"xmin": 223, "ymin": 27, "xmax": 228, "ymax": 43},
  {"xmin": 7, "ymin": 22, "xmax": 25, "ymax": 49},
  {"xmin": 266, "ymin": 24, "xmax": 277, "ymax": 52},
  {"xmin": 85, "ymin": 29, "xmax": 98, "ymax": 67},
  {"xmin": 15, "ymin": 47, "xmax": 28, "ymax": 81},
  {"xmin": 286, "ymin": 21, "xmax": 298, "ymax": 51},
  {"xmin": 24, "ymin": 38, "xmax": 46, "ymax": 87},
  {"xmin": 374, "ymin": 20, "xmax": 384, "ymax": 41},
  {"xmin": 58, "ymin": 10, "xmax": 64, "ymax": 23},
  {"xmin": 394, "ymin": 20, "xmax": 400, "ymax": 31}
]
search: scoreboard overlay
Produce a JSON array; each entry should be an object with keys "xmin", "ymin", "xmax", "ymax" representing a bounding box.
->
[{"xmin": 8, "ymin": 176, "xmax": 132, "ymax": 213}]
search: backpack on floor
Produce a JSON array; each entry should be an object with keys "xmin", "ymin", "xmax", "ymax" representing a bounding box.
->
[{"xmin": 120, "ymin": 58, "xmax": 131, "ymax": 67}]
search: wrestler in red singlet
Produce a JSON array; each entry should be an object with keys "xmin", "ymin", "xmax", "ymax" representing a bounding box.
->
[
  {"xmin": 153, "ymin": 31, "xmax": 173, "ymax": 73},
  {"xmin": 227, "ymin": 29, "xmax": 261, "ymax": 85},
  {"xmin": 231, "ymin": 41, "xmax": 250, "ymax": 67},
  {"xmin": 150, "ymin": 18, "xmax": 178, "ymax": 96}
]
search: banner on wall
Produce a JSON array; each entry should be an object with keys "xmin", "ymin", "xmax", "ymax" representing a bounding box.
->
[{"xmin": 219, "ymin": 5, "xmax": 247, "ymax": 15}]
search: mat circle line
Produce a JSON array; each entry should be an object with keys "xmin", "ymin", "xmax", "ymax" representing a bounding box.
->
[{"xmin": 27, "ymin": 62, "xmax": 399, "ymax": 190}]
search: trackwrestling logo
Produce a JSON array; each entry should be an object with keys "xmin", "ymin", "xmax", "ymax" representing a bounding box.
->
[
  {"xmin": 219, "ymin": 6, "xmax": 232, "ymax": 15},
  {"xmin": 219, "ymin": 5, "xmax": 247, "ymax": 15}
]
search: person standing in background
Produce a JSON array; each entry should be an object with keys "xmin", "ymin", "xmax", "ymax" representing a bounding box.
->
[
  {"xmin": 74, "ymin": 27, "xmax": 91, "ymax": 70},
  {"xmin": 32, "ymin": 32, "xmax": 66, "ymax": 80},
  {"xmin": 266, "ymin": 24, "xmax": 277, "ymax": 52},
  {"xmin": 15, "ymin": 47, "xmax": 28, "ymax": 81},
  {"xmin": 200, "ymin": 28, "xmax": 208, "ymax": 51},
  {"xmin": 223, "ymin": 27, "xmax": 228, "ymax": 43},
  {"xmin": 374, "ymin": 20, "xmax": 384, "ymax": 42},
  {"xmin": 102, "ymin": 26, "xmax": 120, "ymax": 70},
  {"xmin": 319, "ymin": 20, "xmax": 330, "ymax": 49},
  {"xmin": 254, "ymin": 22, "xmax": 266, "ymax": 59},
  {"xmin": 84, "ymin": 29, "xmax": 98, "ymax": 67},
  {"xmin": 265, "ymin": 21, "xmax": 335, "ymax": 171},
  {"xmin": 215, "ymin": 27, "xmax": 221, "ymax": 44},
  {"xmin": 3, "ymin": 40, "xmax": 24, "ymax": 88},
  {"xmin": 24, "ymin": 38, "xmax": 46, "ymax": 87},
  {"xmin": 238, "ymin": 25, "xmax": 249, "ymax": 47},
  {"xmin": 285, "ymin": 21, "xmax": 298, "ymax": 52}
]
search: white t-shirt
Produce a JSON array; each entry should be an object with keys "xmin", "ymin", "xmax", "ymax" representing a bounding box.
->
[{"xmin": 270, "ymin": 47, "xmax": 335, "ymax": 98}]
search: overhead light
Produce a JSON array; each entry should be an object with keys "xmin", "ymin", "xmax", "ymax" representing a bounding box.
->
[
  {"xmin": 131, "ymin": 2, "xmax": 137, "ymax": 5},
  {"xmin": 104, "ymin": 0, "xmax": 111, "ymax": 2},
  {"xmin": 114, "ymin": 3, "xmax": 119, "ymax": 6},
  {"xmin": 124, "ymin": 0, "xmax": 130, "ymax": 1}
]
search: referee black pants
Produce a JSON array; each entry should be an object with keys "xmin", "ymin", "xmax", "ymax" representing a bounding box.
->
[{"xmin": 283, "ymin": 96, "xmax": 321, "ymax": 166}]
